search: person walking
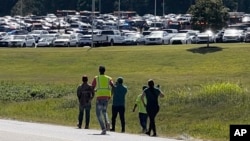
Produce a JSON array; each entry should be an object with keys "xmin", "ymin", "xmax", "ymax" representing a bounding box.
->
[
  {"xmin": 132, "ymin": 85, "xmax": 148, "ymax": 133},
  {"xmin": 92, "ymin": 66, "xmax": 114, "ymax": 135},
  {"xmin": 77, "ymin": 75, "xmax": 94, "ymax": 129},
  {"xmin": 141, "ymin": 79, "xmax": 164, "ymax": 137},
  {"xmin": 110, "ymin": 77, "xmax": 128, "ymax": 133}
]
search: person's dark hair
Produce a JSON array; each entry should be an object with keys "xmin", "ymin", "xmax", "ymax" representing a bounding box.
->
[
  {"xmin": 82, "ymin": 75, "xmax": 88, "ymax": 82},
  {"xmin": 99, "ymin": 65, "xmax": 105, "ymax": 74},
  {"xmin": 117, "ymin": 77, "xmax": 123, "ymax": 84},
  {"xmin": 142, "ymin": 85, "xmax": 147, "ymax": 90},
  {"xmin": 148, "ymin": 79, "xmax": 154, "ymax": 88}
]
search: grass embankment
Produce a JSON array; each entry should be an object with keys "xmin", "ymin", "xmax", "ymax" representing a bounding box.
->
[{"xmin": 0, "ymin": 43, "xmax": 250, "ymax": 141}]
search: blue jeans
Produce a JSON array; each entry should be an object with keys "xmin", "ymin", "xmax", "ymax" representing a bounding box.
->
[
  {"xmin": 139, "ymin": 112, "xmax": 148, "ymax": 130},
  {"xmin": 96, "ymin": 99, "xmax": 109, "ymax": 130}
]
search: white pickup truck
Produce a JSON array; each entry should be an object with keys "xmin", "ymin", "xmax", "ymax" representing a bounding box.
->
[{"xmin": 93, "ymin": 30, "xmax": 124, "ymax": 46}]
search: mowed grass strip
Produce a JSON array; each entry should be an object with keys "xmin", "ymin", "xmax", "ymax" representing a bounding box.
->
[{"xmin": 0, "ymin": 43, "xmax": 250, "ymax": 141}]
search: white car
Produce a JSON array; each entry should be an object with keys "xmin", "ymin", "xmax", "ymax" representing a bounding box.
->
[
  {"xmin": 79, "ymin": 34, "xmax": 92, "ymax": 46},
  {"xmin": 53, "ymin": 34, "xmax": 78, "ymax": 47},
  {"xmin": 144, "ymin": 31, "xmax": 171, "ymax": 45},
  {"xmin": 195, "ymin": 31, "xmax": 215, "ymax": 43},
  {"xmin": 37, "ymin": 38, "xmax": 53, "ymax": 47},
  {"xmin": 28, "ymin": 30, "xmax": 49, "ymax": 42},
  {"xmin": 9, "ymin": 35, "xmax": 36, "ymax": 47},
  {"xmin": 222, "ymin": 29, "xmax": 244, "ymax": 42},
  {"xmin": 37, "ymin": 34, "xmax": 59, "ymax": 47},
  {"xmin": 170, "ymin": 33, "xmax": 192, "ymax": 44}
]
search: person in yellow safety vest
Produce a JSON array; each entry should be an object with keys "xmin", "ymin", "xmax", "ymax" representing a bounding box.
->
[{"xmin": 92, "ymin": 65, "xmax": 114, "ymax": 135}]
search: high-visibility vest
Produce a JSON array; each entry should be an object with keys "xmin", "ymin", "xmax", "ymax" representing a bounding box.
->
[{"xmin": 95, "ymin": 75, "xmax": 112, "ymax": 98}]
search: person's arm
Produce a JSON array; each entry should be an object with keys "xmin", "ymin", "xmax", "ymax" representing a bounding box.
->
[
  {"xmin": 141, "ymin": 92, "xmax": 146, "ymax": 107},
  {"xmin": 160, "ymin": 92, "xmax": 164, "ymax": 98},
  {"xmin": 92, "ymin": 77, "xmax": 96, "ymax": 90},
  {"xmin": 77, "ymin": 86, "xmax": 81, "ymax": 102},
  {"xmin": 132, "ymin": 104, "xmax": 137, "ymax": 112},
  {"xmin": 90, "ymin": 85, "xmax": 95, "ymax": 99}
]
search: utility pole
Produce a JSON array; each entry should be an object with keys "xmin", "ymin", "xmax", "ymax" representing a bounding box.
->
[
  {"xmin": 99, "ymin": 0, "xmax": 101, "ymax": 14},
  {"xmin": 154, "ymin": 0, "xmax": 156, "ymax": 27},
  {"xmin": 21, "ymin": 0, "xmax": 23, "ymax": 16},
  {"xmin": 163, "ymin": 0, "xmax": 165, "ymax": 16},
  {"xmin": 118, "ymin": 0, "xmax": 120, "ymax": 30},
  {"xmin": 91, "ymin": 0, "xmax": 95, "ymax": 48}
]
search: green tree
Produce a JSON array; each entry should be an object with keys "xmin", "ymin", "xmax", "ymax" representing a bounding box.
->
[
  {"xmin": 223, "ymin": 0, "xmax": 238, "ymax": 11},
  {"xmin": 188, "ymin": 0, "xmax": 229, "ymax": 31},
  {"xmin": 0, "ymin": 0, "xmax": 18, "ymax": 16}
]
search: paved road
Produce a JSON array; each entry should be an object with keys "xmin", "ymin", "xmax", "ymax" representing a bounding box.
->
[{"xmin": 0, "ymin": 119, "xmax": 182, "ymax": 141}]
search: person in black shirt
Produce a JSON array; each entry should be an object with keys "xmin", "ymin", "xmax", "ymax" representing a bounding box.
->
[{"xmin": 141, "ymin": 79, "xmax": 164, "ymax": 137}]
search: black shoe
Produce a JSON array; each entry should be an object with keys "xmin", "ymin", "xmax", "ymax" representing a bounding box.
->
[
  {"xmin": 152, "ymin": 133, "xmax": 157, "ymax": 137},
  {"xmin": 145, "ymin": 131, "xmax": 150, "ymax": 136},
  {"xmin": 77, "ymin": 124, "xmax": 82, "ymax": 129},
  {"xmin": 121, "ymin": 129, "xmax": 125, "ymax": 133},
  {"xmin": 110, "ymin": 128, "xmax": 115, "ymax": 132},
  {"xmin": 84, "ymin": 126, "xmax": 89, "ymax": 129}
]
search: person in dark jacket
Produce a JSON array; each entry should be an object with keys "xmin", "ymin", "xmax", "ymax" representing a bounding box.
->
[
  {"xmin": 141, "ymin": 79, "xmax": 164, "ymax": 137},
  {"xmin": 77, "ymin": 75, "xmax": 94, "ymax": 129},
  {"xmin": 110, "ymin": 77, "xmax": 128, "ymax": 133}
]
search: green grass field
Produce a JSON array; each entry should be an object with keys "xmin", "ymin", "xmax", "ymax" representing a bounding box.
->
[{"xmin": 0, "ymin": 43, "xmax": 250, "ymax": 141}]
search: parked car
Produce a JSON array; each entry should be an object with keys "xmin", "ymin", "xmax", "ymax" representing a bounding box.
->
[
  {"xmin": 8, "ymin": 35, "xmax": 36, "ymax": 47},
  {"xmin": 79, "ymin": 34, "xmax": 92, "ymax": 46},
  {"xmin": 37, "ymin": 34, "xmax": 59, "ymax": 47},
  {"xmin": 244, "ymin": 32, "xmax": 250, "ymax": 42},
  {"xmin": 170, "ymin": 33, "xmax": 192, "ymax": 44},
  {"xmin": 214, "ymin": 30, "xmax": 224, "ymax": 43},
  {"xmin": 222, "ymin": 29, "xmax": 244, "ymax": 42},
  {"xmin": 28, "ymin": 30, "xmax": 49, "ymax": 43},
  {"xmin": 0, "ymin": 35, "xmax": 13, "ymax": 47},
  {"xmin": 144, "ymin": 31, "xmax": 171, "ymax": 45},
  {"xmin": 195, "ymin": 30, "xmax": 215, "ymax": 43},
  {"xmin": 52, "ymin": 34, "xmax": 78, "ymax": 47},
  {"xmin": 122, "ymin": 32, "xmax": 143, "ymax": 45}
]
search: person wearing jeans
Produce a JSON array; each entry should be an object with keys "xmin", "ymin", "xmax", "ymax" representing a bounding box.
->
[
  {"xmin": 133, "ymin": 85, "xmax": 148, "ymax": 133},
  {"xmin": 92, "ymin": 66, "xmax": 114, "ymax": 135}
]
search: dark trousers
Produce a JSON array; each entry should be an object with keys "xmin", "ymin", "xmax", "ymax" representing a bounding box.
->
[
  {"xmin": 146, "ymin": 105, "xmax": 159, "ymax": 134},
  {"xmin": 78, "ymin": 105, "xmax": 91, "ymax": 128},
  {"xmin": 139, "ymin": 113, "xmax": 148, "ymax": 131},
  {"xmin": 111, "ymin": 105, "xmax": 125, "ymax": 131}
]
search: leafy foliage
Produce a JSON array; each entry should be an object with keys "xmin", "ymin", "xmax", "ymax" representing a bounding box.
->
[
  {"xmin": 188, "ymin": 0, "xmax": 229, "ymax": 31},
  {"xmin": 0, "ymin": 0, "xmax": 250, "ymax": 16}
]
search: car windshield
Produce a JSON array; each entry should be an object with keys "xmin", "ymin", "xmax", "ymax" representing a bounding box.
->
[
  {"xmin": 13, "ymin": 36, "xmax": 25, "ymax": 39},
  {"xmin": 224, "ymin": 29, "xmax": 238, "ymax": 34},
  {"xmin": 41, "ymin": 35, "xmax": 55, "ymax": 38},
  {"xmin": 39, "ymin": 38, "xmax": 46, "ymax": 42},
  {"xmin": 174, "ymin": 33, "xmax": 187, "ymax": 37},
  {"xmin": 150, "ymin": 32, "xmax": 163, "ymax": 36},
  {"xmin": 57, "ymin": 35, "xmax": 70, "ymax": 39},
  {"xmin": 30, "ymin": 31, "xmax": 41, "ymax": 34}
]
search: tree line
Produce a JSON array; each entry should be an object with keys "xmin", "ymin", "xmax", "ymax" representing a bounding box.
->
[{"xmin": 0, "ymin": 0, "xmax": 249, "ymax": 17}]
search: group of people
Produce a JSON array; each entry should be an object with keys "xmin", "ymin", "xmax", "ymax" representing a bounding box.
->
[{"xmin": 76, "ymin": 65, "xmax": 164, "ymax": 136}]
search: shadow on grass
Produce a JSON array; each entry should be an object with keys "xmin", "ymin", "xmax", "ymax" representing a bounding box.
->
[{"xmin": 187, "ymin": 46, "xmax": 223, "ymax": 54}]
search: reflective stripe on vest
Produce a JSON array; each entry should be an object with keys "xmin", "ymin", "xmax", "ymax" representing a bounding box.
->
[{"xmin": 95, "ymin": 75, "xmax": 111, "ymax": 97}]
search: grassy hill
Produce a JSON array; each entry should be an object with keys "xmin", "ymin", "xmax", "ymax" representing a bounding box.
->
[{"xmin": 0, "ymin": 43, "xmax": 250, "ymax": 141}]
